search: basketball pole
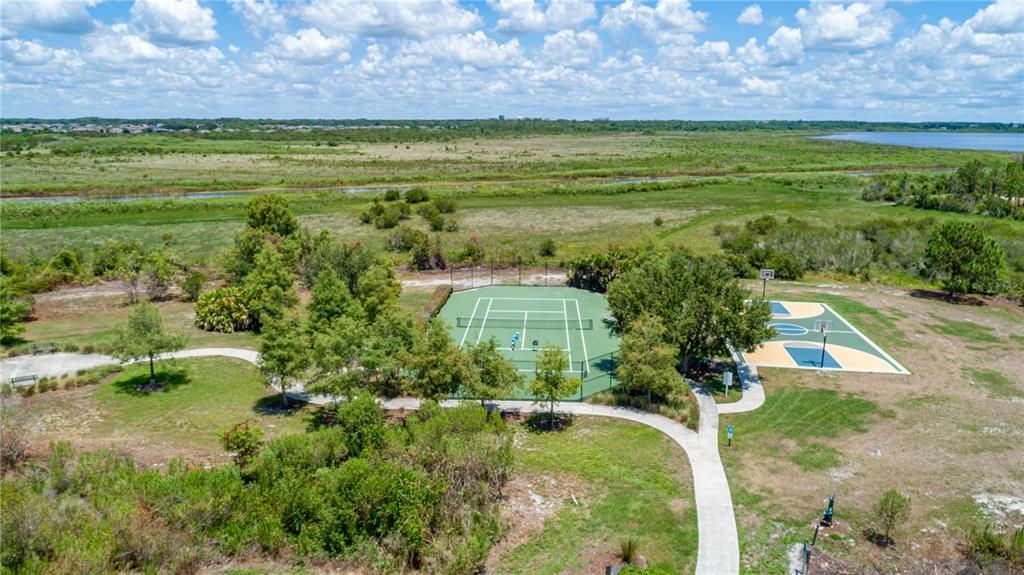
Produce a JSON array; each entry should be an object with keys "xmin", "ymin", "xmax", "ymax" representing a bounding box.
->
[
  {"xmin": 820, "ymin": 331, "xmax": 828, "ymax": 369},
  {"xmin": 762, "ymin": 276, "xmax": 767, "ymax": 300}
]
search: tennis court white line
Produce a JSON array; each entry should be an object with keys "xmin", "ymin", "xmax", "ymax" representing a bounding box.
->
[
  {"xmin": 574, "ymin": 298, "xmax": 589, "ymax": 371},
  {"xmin": 563, "ymin": 299, "xmax": 572, "ymax": 367},
  {"xmin": 488, "ymin": 297, "xmax": 579, "ymax": 302},
  {"xmin": 490, "ymin": 309, "xmax": 565, "ymax": 314},
  {"xmin": 475, "ymin": 298, "xmax": 493, "ymax": 345},
  {"xmin": 520, "ymin": 311, "xmax": 528, "ymax": 353},
  {"xmin": 458, "ymin": 297, "xmax": 482, "ymax": 347}
]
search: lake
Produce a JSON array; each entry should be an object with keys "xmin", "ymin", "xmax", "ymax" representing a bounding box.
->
[{"xmin": 817, "ymin": 132, "xmax": 1024, "ymax": 152}]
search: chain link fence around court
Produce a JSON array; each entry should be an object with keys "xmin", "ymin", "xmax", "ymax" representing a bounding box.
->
[
  {"xmin": 448, "ymin": 262, "xmax": 568, "ymax": 292},
  {"xmin": 453, "ymin": 349, "xmax": 620, "ymax": 403}
]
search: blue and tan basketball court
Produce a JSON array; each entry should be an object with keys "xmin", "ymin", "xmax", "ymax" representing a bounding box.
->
[
  {"xmin": 438, "ymin": 285, "xmax": 621, "ymax": 399},
  {"xmin": 740, "ymin": 301, "xmax": 909, "ymax": 375}
]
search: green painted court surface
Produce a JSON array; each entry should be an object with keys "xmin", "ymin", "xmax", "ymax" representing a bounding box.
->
[
  {"xmin": 741, "ymin": 301, "xmax": 909, "ymax": 374},
  {"xmin": 438, "ymin": 286, "xmax": 621, "ymax": 400}
]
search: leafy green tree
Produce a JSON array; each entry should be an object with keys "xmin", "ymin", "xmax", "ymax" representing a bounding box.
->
[
  {"xmin": 465, "ymin": 337, "xmax": 523, "ymax": 407},
  {"xmin": 299, "ymin": 232, "xmax": 376, "ymax": 293},
  {"xmin": 111, "ymin": 303, "xmax": 186, "ymax": 387},
  {"xmin": 308, "ymin": 268, "xmax": 355, "ymax": 331},
  {"xmin": 616, "ymin": 313, "xmax": 680, "ymax": 403},
  {"xmin": 874, "ymin": 490, "xmax": 911, "ymax": 544},
  {"xmin": 406, "ymin": 319, "xmax": 476, "ymax": 401},
  {"xmin": 0, "ymin": 277, "xmax": 32, "ymax": 345},
  {"xmin": 258, "ymin": 315, "xmax": 309, "ymax": 407},
  {"xmin": 246, "ymin": 194, "xmax": 299, "ymax": 237},
  {"xmin": 143, "ymin": 251, "xmax": 176, "ymax": 301},
  {"xmin": 924, "ymin": 221, "xmax": 1009, "ymax": 295},
  {"xmin": 607, "ymin": 252, "xmax": 774, "ymax": 369},
  {"xmin": 116, "ymin": 248, "xmax": 147, "ymax": 304},
  {"xmin": 356, "ymin": 263, "xmax": 400, "ymax": 322},
  {"xmin": 308, "ymin": 315, "xmax": 370, "ymax": 401},
  {"xmin": 530, "ymin": 346, "xmax": 582, "ymax": 427},
  {"xmin": 243, "ymin": 242, "xmax": 299, "ymax": 329},
  {"xmin": 90, "ymin": 240, "xmax": 146, "ymax": 278}
]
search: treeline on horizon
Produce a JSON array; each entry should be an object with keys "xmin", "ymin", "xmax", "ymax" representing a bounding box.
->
[{"xmin": 3, "ymin": 118, "xmax": 1022, "ymax": 135}]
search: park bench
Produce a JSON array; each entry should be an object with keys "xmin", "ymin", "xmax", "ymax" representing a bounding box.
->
[
  {"xmin": 8, "ymin": 374, "xmax": 37, "ymax": 386},
  {"xmin": 31, "ymin": 342, "xmax": 57, "ymax": 355}
]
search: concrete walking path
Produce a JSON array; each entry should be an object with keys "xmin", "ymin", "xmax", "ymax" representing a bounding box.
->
[{"xmin": 1, "ymin": 346, "xmax": 767, "ymax": 575}]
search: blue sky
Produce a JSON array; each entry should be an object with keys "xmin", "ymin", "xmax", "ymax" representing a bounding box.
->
[{"xmin": 1, "ymin": 1, "xmax": 1022, "ymax": 121}]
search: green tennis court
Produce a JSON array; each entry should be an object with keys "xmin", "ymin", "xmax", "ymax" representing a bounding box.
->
[{"xmin": 438, "ymin": 285, "xmax": 621, "ymax": 400}]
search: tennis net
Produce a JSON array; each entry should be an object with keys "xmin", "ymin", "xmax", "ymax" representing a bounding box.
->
[{"xmin": 456, "ymin": 317, "xmax": 594, "ymax": 330}]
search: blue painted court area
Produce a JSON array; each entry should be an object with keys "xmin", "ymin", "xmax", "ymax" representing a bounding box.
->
[
  {"xmin": 770, "ymin": 323, "xmax": 808, "ymax": 336},
  {"xmin": 771, "ymin": 301, "xmax": 790, "ymax": 315},
  {"xmin": 784, "ymin": 344, "xmax": 841, "ymax": 369}
]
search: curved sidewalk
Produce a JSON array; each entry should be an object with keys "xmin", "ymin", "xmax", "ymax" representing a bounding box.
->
[{"xmin": 1, "ymin": 346, "xmax": 767, "ymax": 575}]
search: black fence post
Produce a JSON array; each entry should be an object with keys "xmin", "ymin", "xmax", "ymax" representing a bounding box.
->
[
  {"xmin": 518, "ymin": 263, "xmax": 522, "ymax": 285},
  {"xmin": 490, "ymin": 261, "xmax": 494, "ymax": 285},
  {"xmin": 449, "ymin": 265, "xmax": 453, "ymax": 289}
]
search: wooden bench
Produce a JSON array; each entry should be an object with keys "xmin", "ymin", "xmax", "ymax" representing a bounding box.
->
[
  {"xmin": 31, "ymin": 342, "xmax": 57, "ymax": 355},
  {"xmin": 9, "ymin": 374, "xmax": 37, "ymax": 386}
]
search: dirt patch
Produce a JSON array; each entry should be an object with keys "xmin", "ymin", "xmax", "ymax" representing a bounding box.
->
[{"xmin": 485, "ymin": 472, "xmax": 584, "ymax": 570}]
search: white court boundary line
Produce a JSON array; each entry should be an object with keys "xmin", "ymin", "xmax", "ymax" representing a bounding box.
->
[
  {"xmin": 475, "ymin": 298, "xmax": 493, "ymax": 345},
  {"xmin": 520, "ymin": 311, "xmax": 528, "ymax": 353},
  {"xmin": 574, "ymin": 299, "xmax": 589, "ymax": 373},
  {"xmin": 822, "ymin": 303, "xmax": 910, "ymax": 374},
  {"xmin": 458, "ymin": 297, "xmax": 482, "ymax": 348},
  {"xmin": 562, "ymin": 299, "xmax": 572, "ymax": 367}
]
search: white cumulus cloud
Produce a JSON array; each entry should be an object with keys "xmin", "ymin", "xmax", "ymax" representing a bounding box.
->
[
  {"xmin": 767, "ymin": 25, "xmax": 803, "ymax": 65},
  {"xmin": 601, "ymin": 0, "xmax": 708, "ymax": 44},
  {"xmin": 227, "ymin": 0, "xmax": 287, "ymax": 35},
  {"xmin": 795, "ymin": 1, "xmax": 901, "ymax": 51},
  {"xmin": 267, "ymin": 28, "xmax": 350, "ymax": 65},
  {"xmin": 399, "ymin": 31, "xmax": 523, "ymax": 69},
  {"xmin": 542, "ymin": 29, "xmax": 601, "ymax": 67},
  {"xmin": 491, "ymin": 0, "xmax": 597, "ymax": 33},
  {"xmin": 964, "ymin": 0, "xmax": 1024, "ymax": 34},
  {"xmin": 298, "ymin": 0, "xmax": 481, "ymax": 39},
  {"xmin": 130, "ymin": 0, "xmax": 218, "ymax": 45},
  {"xmin": 737, "ymin": 4, "xmax": 763, "ymax": 26},
  {"xmin": 1, "ymin": 0, "xmax": 100, "ymax": 34}
]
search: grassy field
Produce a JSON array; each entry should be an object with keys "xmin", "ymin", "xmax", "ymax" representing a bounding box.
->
[
  {"xmin": 1, "ymin": 132, "xmax": 1012, "ymax": 195},
  {"xmin": 15, "ymin": 357, "xmax": 310, "ymax": 464},
  {"xmin": 493, "ymin": 416, "xmax": 698, "ymax": 573}
]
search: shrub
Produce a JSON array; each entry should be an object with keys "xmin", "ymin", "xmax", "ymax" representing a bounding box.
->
[
  {"xmin": 194, "ymin": 287, "xmax": 251, "ymax": 333},
  {"xmin": 432, "ymin": 197, "xmax": 457, "ymax": 214},
  {"xmin": 620, "ymin": 537, "xmax": 639, "ymax": 563},
  {"xmin": 538, "ymin": 238, "xmax": 557, "ymax": 258},
  {"xmin": 421, "ymin": 286, "xmax": 452, "ymax": 321},
  {"xmin": 427, "ymin": 212, "xmax": 446, "ymax": 232},
  {"xmin": 181, "ymin": 270, "xmax": 207, "ymax": 301},
  {"xmin": 334, "ymin": 392, "xmax": 387, "ymax": 457},
  {"xmin": 0, "ymin": 408, "xmax": 30, "ymax": 471},
  {"xmin": 456, "ymin": 236, "xmax": 485, "ymax": 264},
  {"xmin": 444, "ymin": 218, "xmax": 459, "ymax": 232},
  {"xmin": 374, "ymin": 210, "xmax": 400, "ymax": 229},
  {"xmin": 873, "ymin": 489, "xmax": 911, "ymax": 544},
  {"xmin": 387, "ymin": 227, "xmax": 427, "ymax": 252},
  {"xmin": 220, "ymin": 420, "xmax": 264, "ymax": 468},
  {"xmin": 383, "ymin": 189, "xmax": 401, "ymax": 201},
  {"xmin": 654, "ymin": 216, "xmax": 664, "ymax": 227},
  {"xmin": 416, "ymin": 203, "xmax": 440, "ymax": 219},
  {"xmin": 47, "ymin": 249, "xmax": 82, "ymax": 277},
  {"xmin": 404, "ymin": 187, "xmax": 429, "ymax": 203}
]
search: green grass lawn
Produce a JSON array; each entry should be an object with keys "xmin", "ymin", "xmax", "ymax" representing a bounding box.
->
[
  {"xmin": 12, "ymin": 299, "xmax": 257, "ymax": 356},
  {"xmin": 90, "ymin": 357, "xmax": 309, "ymax": 450},
  {"xmin": 494, "ymin": 416, "xmax": 698, "ymax": 574}
]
